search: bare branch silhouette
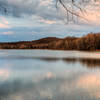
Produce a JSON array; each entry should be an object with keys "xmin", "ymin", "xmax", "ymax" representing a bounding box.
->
[{"xmin": 56, "ymin": 0, "xmax": 91, "ymax": 22}]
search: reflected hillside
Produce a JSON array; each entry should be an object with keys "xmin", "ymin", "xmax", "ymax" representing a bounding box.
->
[
  {"xmin": 63, "ymin": 58, "xmax": 100, "ymax": 68},
  {"xmin": 39, "ymin": 58, "xmax": 100, "ymax": 68},
  {"xmin": 0, "ymin": 54, "xmax": 100, "ymax": 68}
]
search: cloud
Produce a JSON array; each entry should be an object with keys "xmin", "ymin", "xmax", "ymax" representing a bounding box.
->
[
  {"xmin": 39, "ymin": 19, "xmax": 57, "ymax": 24},
  {"xmin": 0, "ymin": 22, "xmax": 10, "ymax": 28},
  {"xmin": 78, "ymin": 1, "xmax": 100, "ymax": 25},
  {"xmin": 39, "ymin": 0, "xmax": 52, "ymax": 6},
  {"xmin": 0, "ymin": 16, "xmax": 11, "ymax": 28},
  {"xmin": 0, "ymin": 0, "xmax": 100, "ymax": 42},
  {"xmin": 0, "ymin": 0, "xmax": 60, "ymax": 21},
  {"xmin": 1, "ymin": 17, "xmax": 9, "ymax": 24},
  {"xmin": 3, "ymin": 31, "xmax": 13, "ymax": 35},
  {"xmin": 0, "ymin": 0, "xmax": 100, "ymax": 25}
]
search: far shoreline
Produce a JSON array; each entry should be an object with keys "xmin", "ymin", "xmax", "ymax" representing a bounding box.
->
[{"xmin": 0, "ymin": 33, "xmax": 100, "ymax": 51}]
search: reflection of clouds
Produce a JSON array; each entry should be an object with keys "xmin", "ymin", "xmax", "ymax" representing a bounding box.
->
[
  {"xmin": 77, "ymin": 73, "xmax": 100, "ymax": 98},
  {"xmin": 0, "ymin": 77, "xmax": 55, "ymax": 100},
  {"xmin": 60, "ymin": 81, "xmax": 74, "ymax": 94},
  {"xmin": 0, "ymin": 69, "xmax": 10, "ymax": 81},
  {"xmin": 0, "ymin": 62, "xmax": 12, "ymax": 82},
  {"xmin": 33, "ymin": 72, "xmax": 56, "ymax": 83},
  {"xmin": 0, "ymin": 72, "xmax": 99, "ymax": 100},
  {"xmin": 0, "ymin": 50, "xmax": 100, "ymax": 100},
  {"xmin": 39, "ymin": 88, "xmax": 53, "ymax": 99},
  {"xmin": 45, "ymin": 72, "xmax": 56, "ymax": 79}
]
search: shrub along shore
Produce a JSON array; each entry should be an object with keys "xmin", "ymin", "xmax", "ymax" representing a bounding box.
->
[{"xmin": 0, "ymin": 33, "xmax": 100, "ymax": 51}]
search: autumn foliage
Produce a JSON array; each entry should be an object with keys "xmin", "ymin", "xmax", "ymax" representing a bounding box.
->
[{"xmin": 0, "ymin": 33, "xmax": 100, "ymax": 51}]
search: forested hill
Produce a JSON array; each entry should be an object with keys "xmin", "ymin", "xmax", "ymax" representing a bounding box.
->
[{"xmin": 0, "ymin": 33, "xmax": 100, "ymax": 51}]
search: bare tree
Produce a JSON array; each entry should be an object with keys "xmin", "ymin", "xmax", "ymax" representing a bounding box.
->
[{"xmin": 56, "ymin": 0, "xmax": 93, "ymax": 22}]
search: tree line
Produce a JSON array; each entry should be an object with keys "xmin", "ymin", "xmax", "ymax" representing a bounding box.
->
[{"xmin": 0, "ymin": 33, "xmax": 100, "ymax": 51}]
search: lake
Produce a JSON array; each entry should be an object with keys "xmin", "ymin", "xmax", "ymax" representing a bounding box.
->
[{"xmin": 0, "ymin": 50, "xmax": 100, "ymax": 100}]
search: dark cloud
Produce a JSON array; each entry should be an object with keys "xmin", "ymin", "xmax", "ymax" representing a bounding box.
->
[{"xmin": 0, "ymin": 0, "xmax": 61, "ymax": 21}]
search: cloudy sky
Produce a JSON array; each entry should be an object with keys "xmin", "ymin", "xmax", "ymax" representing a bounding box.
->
[{"xmin": 0, "ymin": 0, "xmax": 100, "ymax": 42}]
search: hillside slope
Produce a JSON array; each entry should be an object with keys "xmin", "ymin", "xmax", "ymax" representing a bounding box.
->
[{"xmin": 0, "ymin": 33, "xmax": 100, "ymax": 51}]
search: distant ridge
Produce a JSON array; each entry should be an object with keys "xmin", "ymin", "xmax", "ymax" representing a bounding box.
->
[{"xmin": 0, "ymin": 33, "xmax": 100, "ymax": 51}]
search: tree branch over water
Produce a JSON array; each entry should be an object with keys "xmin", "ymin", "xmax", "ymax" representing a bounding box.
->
[{"xmin": 56, "ymin": 0, "xmax": 99, "ymax": 22}]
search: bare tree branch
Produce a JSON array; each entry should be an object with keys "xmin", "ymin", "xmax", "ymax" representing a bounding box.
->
[{"xmin": 56, "ymin": 0, "xmax": 90, "ymax": 22}]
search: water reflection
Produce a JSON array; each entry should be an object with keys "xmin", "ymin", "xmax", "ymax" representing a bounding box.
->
[
  {"xmin": 1, "ymin": 57, "xmax": 100, "ymax": 68},
  {"xmin": 63, "ymin": 58, "xmax": 100, "ymax": 69},
  {"xmin": 0, "ymin": 72, "xmax": 100, "ymax": 100},
  {"xmin": 77, "ymin": 74, "xmax": 100, "ymax": 98},
  {"xmin": 39, "ymin": 58, "xmax": 100, "ymax": 69},
  {"xmin": 0, "ymin": 69, "xmax": 10, "ymax": 81},
  {"xmin": 0, "ymin": 50, "xmax": 100, "ymax": 100}
]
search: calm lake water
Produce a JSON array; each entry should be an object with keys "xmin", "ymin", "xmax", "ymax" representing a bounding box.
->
[{"xmin": 0, "ymin": 50, "xmax": 100, "ymax": 100}]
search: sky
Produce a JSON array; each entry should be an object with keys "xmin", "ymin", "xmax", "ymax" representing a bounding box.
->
[{"xmin": 0, "ymin": 0, "xmax": 100, "ymax": 42}]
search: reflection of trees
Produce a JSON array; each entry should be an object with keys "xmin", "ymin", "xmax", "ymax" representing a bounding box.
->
[
  {"xmin": 1, "ymin": 56, "xmax": 99, "ymax": 68},
  {"xmin": 0, "ymin": 79, "xmax": 34, "ymax": 99},
  {"xmin": 39, "ymin": 57, "xmax": 100, "ymax": 69},
  {"xmin": 63, "ymin": 58, "xmax": 100, "ymax": 68}
]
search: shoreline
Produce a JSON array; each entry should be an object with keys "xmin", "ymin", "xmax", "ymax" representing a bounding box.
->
[
  {"xmin": 0, "ymin": 33, "xmax": 100, "ymax": 51},
  {"xmin": 0, "ymin": 49, "xmax": 100, "ymax": 53}
]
